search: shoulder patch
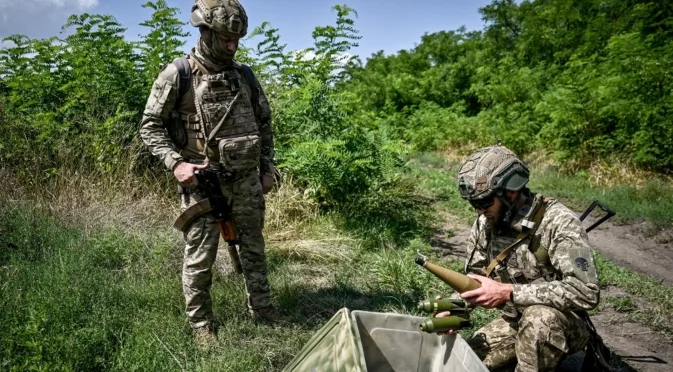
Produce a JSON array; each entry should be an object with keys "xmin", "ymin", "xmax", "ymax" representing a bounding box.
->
[{"xmin": 575, "ymin": 257, "xmax": 589, "ymax": 272}]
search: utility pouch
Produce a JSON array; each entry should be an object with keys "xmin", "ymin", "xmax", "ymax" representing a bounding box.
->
[
  {"xmin": 167, "ymin": 111, "xmax": 188, "ymax": 149},
  {"xmin": 217, "ymin": 134, "xmax": 261, "ymax": 172}
]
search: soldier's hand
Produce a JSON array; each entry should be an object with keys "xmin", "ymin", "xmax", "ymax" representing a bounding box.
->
[
  {"xmin": 434, "ymin": 295, "xmax": 457, "ymax": 336},
  {"xmin": 174, "ymin": 161, "xmax": 209, "ymax": 187},
  {"xmin": 461, "ymin": 274, "xmax": 513, "ymax": 309},
  {"xmin": 261, "ymin": 174, "xmax": 274, "ymax": 194}
]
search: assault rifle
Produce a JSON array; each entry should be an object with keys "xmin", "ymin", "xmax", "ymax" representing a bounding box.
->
[{"xmin": 173, "ymin": 168, "xmax": 243, "ymax": 274}]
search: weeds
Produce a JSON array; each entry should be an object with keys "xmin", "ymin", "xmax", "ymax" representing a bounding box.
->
[
  {"xmin": 596, "ymin": 252, "xmax": 673, "ymax": 337},
  {"xmin": 531, "ymin": 170, "xmax": 673, "ymax": 227},
  {"xmin": 0, "ymin": 169, "xmax": 437, "ymax": 370},
  {"xmin": 410, "ymin": 151, "xmax": 673, "ymax": 228}
]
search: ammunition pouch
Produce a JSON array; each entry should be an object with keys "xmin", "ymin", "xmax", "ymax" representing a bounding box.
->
[
  {"xmin": 217, "ymin": 134, "xmax": 261, "ymax": 172},
  {"xmin": 167, "ymin": 111, "xmax": 188, "ymax": 149}
]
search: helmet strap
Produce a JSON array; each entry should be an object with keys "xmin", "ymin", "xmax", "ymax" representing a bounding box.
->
[{"xmin": 498, "ymin": 190, "xmax": 525, "ymax": 225}]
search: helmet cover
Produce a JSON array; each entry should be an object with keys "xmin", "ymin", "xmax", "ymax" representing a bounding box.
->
[
  {"xmin": 458, "ymin": 145, "xmax": 530, "ymax": 201},
  {"xmin": 190, "ymin": 0, "xmax": 248, "ymax": 38}
]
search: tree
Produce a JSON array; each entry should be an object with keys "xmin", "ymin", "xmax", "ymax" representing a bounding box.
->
[{"xmin": 138, "ymin": 0, "xmax": 190, "ymax": 86}]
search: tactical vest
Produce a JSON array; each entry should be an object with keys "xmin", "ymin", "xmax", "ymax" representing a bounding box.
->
[
  {"xmin": 193, "ymin": 67, "xmax": 258, "ymax": 138},
  {"xmin": 483, "ymin": 194, "xmax": 559, "ymax": 286},
  {"xmin": 464, "ymin": 194, "xmax": 559, "ymax": 289},
  {"xmin": 171, "ymin": 58, "xmax": 260, "ymax": 170},
  {"xmin": 464, "ymin": 194, "xmax": 558, "ymax": 319}
]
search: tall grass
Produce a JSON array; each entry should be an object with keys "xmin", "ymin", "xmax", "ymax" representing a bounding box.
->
[
  {"xmin": 0, "ymin": 170, "xmax": 441, "ymax": 371},
  {"xmin": 411, "ymin": 151, "xmax": 673, "ymax": 228},
  {"xmin": 531, "ymin": 171, "xmax": 673, "ymax": 227}
]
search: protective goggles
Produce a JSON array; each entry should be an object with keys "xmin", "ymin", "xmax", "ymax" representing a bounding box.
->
[{"xmin": 469, "ymin": 196, "xmax": 495, "ymax": 211}]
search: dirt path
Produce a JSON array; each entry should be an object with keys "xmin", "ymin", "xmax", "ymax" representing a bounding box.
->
[
  {"xmin": 433, "ymin": 217, "xmax": 673, "ymax": 372},
  {"xmin": 584, "ymin": 218, "xmax": 673, "ymax": 286}
]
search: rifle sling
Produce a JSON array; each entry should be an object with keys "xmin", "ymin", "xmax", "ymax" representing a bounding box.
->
[{"xmin": 485, "ymin": 201, "xmax": 547, "ymax": 278}]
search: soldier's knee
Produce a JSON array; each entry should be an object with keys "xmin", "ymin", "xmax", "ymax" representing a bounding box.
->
[
  {"xmin": 520, "ymin": 305, "xmax": 563, "ymax": 325},
  {"xmin": 517, "ymin": 305, "xmax": 570, "ymax": 362},
  {"xmin": 519, "ymin": 305, "xmax": 564, "ymax": 339}
]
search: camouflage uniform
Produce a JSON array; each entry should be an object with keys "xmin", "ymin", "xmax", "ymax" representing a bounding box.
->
[
  {"xmin": 140, "ymin": 0, "xmax": 275, "ymax": 330},
  {"xmin": 458, "ymin": 146, "xmax": 600, "ymax": 372}
]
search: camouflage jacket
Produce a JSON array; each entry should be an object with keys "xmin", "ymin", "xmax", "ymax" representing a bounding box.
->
[
  {"xmin": 465, "ymin": 193, "xmax": 600, "ymax": 313},
  {"xmin": 139, "ymin": 58, "xmax": 275, "ymax": 175}
]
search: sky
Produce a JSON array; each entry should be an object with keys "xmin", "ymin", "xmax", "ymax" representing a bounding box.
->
[{"xmin": 0, "ymin": 0, "xmax": 493, "ymax": 59}]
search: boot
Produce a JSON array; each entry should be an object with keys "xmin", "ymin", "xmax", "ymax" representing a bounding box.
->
[
  {"xmin": 250, "ymin": 305, "xmax": 290, "ymax": 323},
  {"xmin": 194, "ymin": 326, "xmax": 218, "ymax": 350}
]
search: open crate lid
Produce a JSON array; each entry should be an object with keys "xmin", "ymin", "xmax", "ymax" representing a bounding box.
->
[{"xmin": 282, "ymin": 308, "xmax": 364, "ymax": 372}]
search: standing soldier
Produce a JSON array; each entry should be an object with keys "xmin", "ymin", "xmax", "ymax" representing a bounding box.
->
[
  {"xmin": 438, "ymin": 145, "xmax": 600, "ymax": 371},
  {"xmin": 140, "ymin": 0, "xmax": 285, "ymax": 345}
]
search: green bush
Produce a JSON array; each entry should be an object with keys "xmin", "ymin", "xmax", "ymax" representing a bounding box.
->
[{"xmin": 343, "ymin": 0, "xmax": 673, "ymax": 171}]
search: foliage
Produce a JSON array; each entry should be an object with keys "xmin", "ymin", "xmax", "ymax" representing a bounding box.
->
[
  {"xmin": 249, "ymin": 5, "xmax": 361, "ymax": 89},
  {"xmin": 138, "ymin": 0, "xmax": 190, "ymax": 86},
  {"xmin": 0, "ymin": 2, "xmax": 187, "ymax": 178},
  {"xmin": 244, "ymin": 6, "xmax": 427, "ymax": 242},
  {"xmin": 344, "ymin": 0, "xmax": 673, "ymax": 171},
  {"xmin": 0, "ymin": 2, "xmax": 427, "ymax": 244}
]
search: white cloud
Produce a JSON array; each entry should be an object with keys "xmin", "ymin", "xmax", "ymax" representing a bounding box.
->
[
  {"xmin": 0, "ymin": 0, "xmax": 99, "ymax": 39},
  {"xmin": 0, "ymin": 0, "xmax": 98, "ymax": 10}
]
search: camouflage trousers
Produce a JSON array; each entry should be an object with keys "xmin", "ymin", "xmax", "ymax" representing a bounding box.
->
[
  {"xmin": 467, "ymin": 305, "xmax": 590, "ymax": 372},
  {"xmin": 180, "ymin": 169, "xmax": 271, "ymax": 329}
]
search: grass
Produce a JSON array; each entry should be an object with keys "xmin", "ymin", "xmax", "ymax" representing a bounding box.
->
[
  {"xmin": 596, "ymin": 252, "xmax": 673, "ymax": 337},
  {"xmin": 0, "ymin": 177, "xmax": 442, "ymax": 371},
  {"xmin": 408, "ymin": 151, "xmax": 673, "ymax": 228},
  {"xmin": 3, "ymin": 150, "xmax": 673, "ymax": 370},
  {"xmin": 531, "ymin": 171, "xmax": 673, "ymax": 227},
  {"xmin": 405, "ymin": 152, "xmax": 475, "ymax": 224}
]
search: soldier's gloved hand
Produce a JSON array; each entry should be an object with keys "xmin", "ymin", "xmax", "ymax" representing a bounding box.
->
[
  {"xmin": 261, "ymin": 174, "xmax": 274, "ymax": 194},
  {"xmin": 434, "ymin": 295, "xmax": 458, "ymax": 336},
  {"xmin": 174, "ymin": 161, "xmax": 209, "ymax": 187}
]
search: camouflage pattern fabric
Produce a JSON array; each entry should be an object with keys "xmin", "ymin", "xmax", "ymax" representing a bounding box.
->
[
  {"xmin": 140, "ymin": 54, "xmax": 275, "ymax": 329},
  {"xmin": 193, "ymin": 67, "xmax": 258, "ymax": 145},
  {"xmin": 139, "ymin": 59, "xmax": 275, "ymax": 176},
  {"xmin": 464, "ymin": 193, "xmax": 599, "ymax": 369},
  {"xmin": 458, "ymin": 145, "xmax": 529, "ymax": 201},
  {"xmin": 181, "ymin": 169, "xmax": 270, "ymax": 329},
  {"xmin": 465, "ymin": 194, "xmax": 600, "ymax": 312},
  {"xmin": 468, "ymin": 305, "xmax": 590, "ymax": 372},
  {"xmin": 191, "ymin": 0, "xmax": 248, "ymax": 38}
]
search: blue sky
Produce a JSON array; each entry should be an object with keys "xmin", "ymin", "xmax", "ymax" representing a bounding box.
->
[{"xmin": 1, "ymin": 0, "xmax": 492, "ymax": 59}]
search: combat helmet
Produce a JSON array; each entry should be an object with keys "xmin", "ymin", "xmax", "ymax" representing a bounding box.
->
[
  {"xmin": 458, "ymin": 145, "xmax": 529, "ymax": 202},
  {"xmin": 190, "ymin": 0, "xmax": 248, "ymax": 38}
]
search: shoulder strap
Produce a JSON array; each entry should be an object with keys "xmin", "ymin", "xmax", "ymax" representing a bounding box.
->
[
  {"xmin": 485, "ymin": 201, "xmax": 548, "ymax": 278},
  {"xmin": 173, "ymin": 56, "xmax": 192, "ymax": 103},
  {"xmin": 239, "ymin": 63, "xmax": 260, "ymax": 116},
  {"xmin": 163, "ymin": 56, "xmax": 192, "ymax": 150}
]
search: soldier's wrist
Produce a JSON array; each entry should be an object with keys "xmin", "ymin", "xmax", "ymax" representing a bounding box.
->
[
  {"xmin": 510, "ymin": 284, "xmax": 522, "ymax": 304},
  {"xmin": 172, "ymin": 160, "xmax": 185, "ymax": 171},
  {"xmin": 165, "ymin": 152, "xmax": 185, "ymax": 171}
]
